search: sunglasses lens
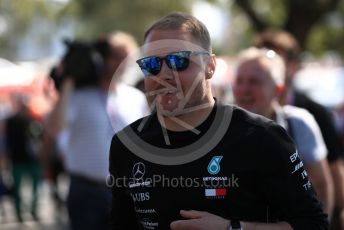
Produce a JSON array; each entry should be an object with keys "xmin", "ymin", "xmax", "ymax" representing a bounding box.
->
[
  {"xmin": 137, "ymin": 57, "xmax": 161, "ymax": 76},
  {"xmin": 136, "ymin": 51, "xmax": 194, "ymax": 76},
  {"xmin": 166, "ymin": 52, "xmax": 190, "ymax": 71}
]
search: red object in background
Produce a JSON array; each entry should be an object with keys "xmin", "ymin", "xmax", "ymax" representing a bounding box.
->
[{"xmin": 0, "ymin": 58, "xmax": 57, "ymax": 120}]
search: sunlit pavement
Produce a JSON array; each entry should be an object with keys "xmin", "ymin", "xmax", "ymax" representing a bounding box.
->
[{"xmin": 0, "ymin": 175, "xmax": 70, "ymax": 230}]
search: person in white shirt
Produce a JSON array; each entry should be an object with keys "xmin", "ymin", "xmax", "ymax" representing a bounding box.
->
[
  {"xmin": 46, "ymin": 31, "xmax": 148, "ymax": 230},
  {"xmin": 233, "ymin": 47, "xmax": 334, "ymax": 219}
]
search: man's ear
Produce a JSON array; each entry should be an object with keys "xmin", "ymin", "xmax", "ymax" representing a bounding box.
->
[
  {"xmin": 206, "ymin": 55, "xmax": 216, "ymax": 79},
  {"xmin": 275, "ymin": 84, "xmax": 285, "ymax": 97}
]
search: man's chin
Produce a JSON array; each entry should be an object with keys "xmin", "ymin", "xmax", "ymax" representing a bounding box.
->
[{"xmin": 157, "ymin": 104, "xmax": 184, "ymax": 117}]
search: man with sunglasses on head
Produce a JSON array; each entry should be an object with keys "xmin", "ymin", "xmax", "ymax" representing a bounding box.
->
[{"xmin": 109, "ymin": 12, "xmax": 328, "ymax": 230}]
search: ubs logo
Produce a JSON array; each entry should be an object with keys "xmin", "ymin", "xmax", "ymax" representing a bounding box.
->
[
  {"xmin": 132, "ymin": 162, "xmax": 145, "ymax": 180},
  {"xmin": 131, "ymin": 192, "xmax": 150, "ymax": 202}
]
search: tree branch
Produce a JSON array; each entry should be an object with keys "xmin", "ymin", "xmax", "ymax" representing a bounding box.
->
[
  {"xmin": 233, "ymin": 0, "xmax": 267, "ymax": 32},
  {"xmin": 320, "ymin": 0, "xmax": 341, "ymax": 14},
  {"xmin": 285, "ymin": 0, "xmax": 341, "ymax": 47}
]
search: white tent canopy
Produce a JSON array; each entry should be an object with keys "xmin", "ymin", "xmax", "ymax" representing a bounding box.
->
[{"xmin": 0, "ymin": 58, "xmax": 37, "ymax": 87}]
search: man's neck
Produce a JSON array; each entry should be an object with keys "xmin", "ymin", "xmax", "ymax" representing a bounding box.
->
[
  {"xmin": 279, "ymin": 84, "xmax": 294, "ymax": 106},
  {"xmin": 157, "ymin": 97, "xmax": 215, "ymax": 132}
]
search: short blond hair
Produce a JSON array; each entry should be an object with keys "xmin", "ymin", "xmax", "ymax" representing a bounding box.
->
[
  {"xmin": 237, "ymin": 47, "xmax": 286, "ymax": 87},
  {"xmin": 108, "ymin": 31, "xmax": 138, "ymax": 55},
  {"xmin": 143, "ymin": 12, "xmax": 211, "ymax": 52}
]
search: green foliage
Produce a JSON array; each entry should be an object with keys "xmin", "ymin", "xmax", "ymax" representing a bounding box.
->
[
  {"xmin": 250, "ymin": 0, "xmax": 287, "ymax": 27},
  {"xmin": 232, "ymin": 0, "xmax": 344, "ymax": 58},
  {"xmin": 0, "ymin": 0, "xmax": 59, "ymax": 60},
  {"xmin": 0, "ymin": 0, "xmax": 344, "ymax": 60},
  {"xmin": 60, "ymin": 0, "xmax": 191, "ymax": 44},
  {"xmin": 308, "ymin": 20, "xmax": 344, "ymax": 57},
  {"xmin": 307, "ymin": 0, "xmax": 344, "ymax": 57}
]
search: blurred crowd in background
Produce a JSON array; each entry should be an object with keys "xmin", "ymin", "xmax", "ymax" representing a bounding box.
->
[{"xmin": 0, "ymin": 0, "xmax": 344, "ymax": 229}]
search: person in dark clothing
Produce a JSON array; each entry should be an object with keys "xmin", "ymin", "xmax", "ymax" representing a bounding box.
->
[
  {"xmin": 4, "ymin": 94, "xmax": 42, "ymax": 222},
  {"xmin": 109, "ymin": 12, "xmax": 329, "ymax": 230},
  {"xmin": 254, "ymin": 30, "xmax": 344, "ymax": 229},
  {"xmin": 294, "ymin": 91, "xmax": 343, "ymax": 163}
]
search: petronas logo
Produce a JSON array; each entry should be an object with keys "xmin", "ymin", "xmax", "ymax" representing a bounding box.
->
[{"xmin": 207, "ymin": 156, "xmax": 223, "ymax": 175}]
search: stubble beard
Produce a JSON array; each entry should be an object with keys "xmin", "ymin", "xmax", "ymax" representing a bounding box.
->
[{"xmin": 148, "ymin": 81, "xmax": 207, "ymax": 118}]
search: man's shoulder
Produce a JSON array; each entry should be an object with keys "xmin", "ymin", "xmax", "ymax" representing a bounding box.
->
[
  {"xmin": 283, "ymin": 105, "xmax": 316, "ymax": 121},
  {"xmin": 110, "ymin": 113, "xmax": 158, "ymax": 157},
  {"xmin": 231, "ymin": 104, "xmax": 293, "ymax": 141},
  {"xmin": 227, "ymin": 104, "xmax": 295, "ymax": 164},
  {"xmin": 229, "ymin": 104, "xmax": 275, "ymax": 130},
  {"xmin": 116, "ymin": 112, "xmax": 157, "ymax": 136},
  {"xmin": 282, "ymin": 105, "xmax": 321, "ymax": 136}
]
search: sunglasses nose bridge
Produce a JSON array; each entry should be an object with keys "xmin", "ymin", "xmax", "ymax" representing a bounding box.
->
[{"xmin": 157, "ymin": 57, "xmax": 174, "ymax": 79}]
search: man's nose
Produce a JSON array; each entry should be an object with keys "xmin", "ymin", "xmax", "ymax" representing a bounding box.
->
[
  {"xmin": 234, "ymin": 82, "xmax": 249, "ymax": 94},
  {"xmin": 158, "ymin": 60, "xmax": 174, "ymax": 80}
]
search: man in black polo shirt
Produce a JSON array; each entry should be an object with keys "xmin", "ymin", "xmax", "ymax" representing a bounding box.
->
[{"xmin": 109, "ymin": 12, "xmax": 328, "ymax": 230}]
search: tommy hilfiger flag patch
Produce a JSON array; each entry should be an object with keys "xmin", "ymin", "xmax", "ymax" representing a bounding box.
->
[{"xmin": 205, "ymin": 188, "xmax": 227, "ymax": 197}]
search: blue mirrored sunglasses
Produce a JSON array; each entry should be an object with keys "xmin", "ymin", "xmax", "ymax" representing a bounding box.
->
[{"xmin": 136, "ymin": 51, "xmax": 210, "ymax": 77}]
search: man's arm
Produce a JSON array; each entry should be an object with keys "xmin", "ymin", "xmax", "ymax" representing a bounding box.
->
[
  {"xmin": 258, "ymin": 123, "xmax": 328, "ymax": 229},
  {"xmin": 45, "ymin": 79, "xmax": 74, "ymax": 137},
  {"xmin": 305, "ymin": 159, "xmax": 334, "ymax": 219},
  {"xmin": 109, "ymin": 135, "xmax": 142, "ymax": 230},
  {"xmin": 170, "ymin": 210, "xmax": 293, "ymax": 230},
  {"xmin": 329, "ymin": 159, "xmax": 344, "ymax": 228},
  {"xmin": 286, "ymin": 107, "xmax": 334, "ymax": 219}
]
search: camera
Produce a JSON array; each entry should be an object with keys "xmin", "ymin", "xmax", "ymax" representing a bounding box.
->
[{"xmin": 50, "ymin": 39, "xmax": 106, "ymax": 90}]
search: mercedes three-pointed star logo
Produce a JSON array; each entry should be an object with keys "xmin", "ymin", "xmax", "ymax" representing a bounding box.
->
[{"xmin": 132, "ymin": 162, "xmax": 145, "ymax": 180}]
